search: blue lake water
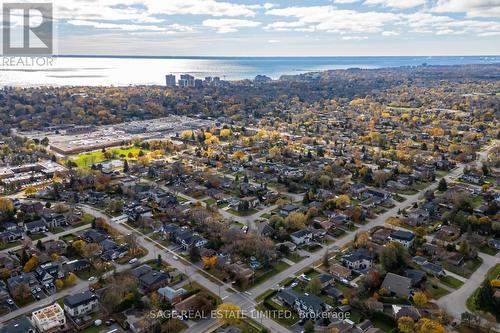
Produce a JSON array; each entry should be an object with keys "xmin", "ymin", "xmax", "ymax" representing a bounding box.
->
[{"xmin": 0, "ymin": 55, "xmax": 498, "ymax": 86}]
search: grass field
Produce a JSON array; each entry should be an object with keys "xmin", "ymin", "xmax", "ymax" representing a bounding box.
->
[
  {"xmin": 440, "ymin": 275, "xmax": 464, "ymax": 289},
  {"xmin": 71, "ymin": 147, "xmax": 148, "ymax": 169}
]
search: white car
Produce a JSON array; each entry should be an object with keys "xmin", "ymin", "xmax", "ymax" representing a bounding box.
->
[
  {"xmin": 88, "ymin": 276, "xmax": 96, "ymax": 281},
  {"xmin": 129, "ymin": 258, "xmax": 138, "ymax": 264},
  {"xmin": 172, "ymin": 255, "xmax": 178, "ymax": 260}
]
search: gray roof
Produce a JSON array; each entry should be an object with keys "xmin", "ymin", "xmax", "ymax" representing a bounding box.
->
[
  {"xmin": 381, "ymin": 273, "xmax": 412, "ymax": 298},
  {"xmin": 0, "ymin": 317, "xmax": 35, "ymax": 333},
  {"xmin": 64, "ymin": 290, "xmax": 97, "ymax": 308}
]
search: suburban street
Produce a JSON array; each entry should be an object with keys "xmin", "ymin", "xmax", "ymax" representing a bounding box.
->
[{"xmin": 1, "ymin": 142, "xmax": 496, "ymax": 333}]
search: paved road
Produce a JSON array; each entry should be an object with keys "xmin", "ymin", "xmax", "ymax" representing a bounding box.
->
[
  {"xmin": 436, "ymin": 251, "xmax": 500, "ymax": 327},
  {"xmin": 0, "ymin": 253, "xmax": 139, "ymax": 324},
  {"xmin": 78, "ymin": 205, "xmax": 288, "ymax": 333},
  {"xmin": 0, "ymin": 223, "xmax": 92, "ymax": 254}
]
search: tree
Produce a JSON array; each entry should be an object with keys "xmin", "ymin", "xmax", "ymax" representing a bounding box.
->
[
  {"xmin": 284, "ymin": 212, "xmax": 307, "ymax": 231},
  {"xmin": 124, "ymin": 233, "xmax": 140, "ymax": 255},
  {"xmin": 24, "ymin": 186, "xmax": 37, "ymax": 196},
  {"xmin": 437, "ymin": 178, "xmax": 447, "ymax": 191},
  {"xmin": 215, "ymin": 303, "xmax": 242, "ymax": 326},
  {"xmin": 189, "ymin": 246, "xmax": 201, "ymax": 262},
  {"xmin": 416, "ymin": 318, "xmax": 445, "ymax": 333},
  {"xmin": 334, "ymin": 194, "xmax": 351, "ymax": 209},
  {"xmin": 55, "ymin": 279, "xmax": 64, "ymax": 290},
  {"xmin": 81, "ymin": 243, "xmax": 102, "ymax": 260},
  {"xmin": 23, "ymin": 256, "xmax": 39, "ymax": 272},
  {"xmin": 306, "ymin": 277, "xmax": 322, "ymax": 295},
  {"xmin": 412, "ymin": 291, "xmax": 428, "ymax": 306},
  {"xmin": 304, "ymin": 320, "xmax": 315, "ymax": 333},
  {"xmin": 65, "ymin": 272, "xmax": 77, "ymax": 286},
  {"xmin": 398, "ymin": 316, "xmax": 415, "ymax": 333},
  {"xmin": 458, "ymin": 240, "xmax": 470, "ymax": 255},
  {"xmin": 354, "ymin": 231, "xmax": 369, "ymax": 248},
  {"xmin": 380, "ymin": 242, "xmax": 407, "ymax": 272},
  {"xmin": 202, "ymin": 256, "xmax": 217, "ymax": 269},
  {"xmin": 11, "ymin": 283, "xmax": 31, "ymax": 301},
  {"xmin": 123, "ymin": 159, "xmax": 129, "ymax": 173},
  {"xmin": 0, "ymin": 197, "xmax": 14, "ymax": 215}
]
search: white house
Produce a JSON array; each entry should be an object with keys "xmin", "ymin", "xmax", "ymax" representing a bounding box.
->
[
  {"xmin": 290, "ymin": 229, "xmax": 313, "ymax": 246},
  {"xmin": 31, "ymin": 303, "xmax": 66, "ymax": 332},
  {"xmin": 388, "ymin": 230, "xmax": 415, "ymax": 248},
  {"xmin": 63, "ymin": 291, "xmax": 98, "ymax": 318}
]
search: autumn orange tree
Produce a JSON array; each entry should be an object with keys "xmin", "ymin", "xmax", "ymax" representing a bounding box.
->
[{"xmin": 215, "ymin": 303, "xmax": 242, "ymax": 326}]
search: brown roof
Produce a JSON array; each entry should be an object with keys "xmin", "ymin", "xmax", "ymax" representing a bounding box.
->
[{"xmin": 329, "ymin": 263, "xmax": 351, "ymax": 279}]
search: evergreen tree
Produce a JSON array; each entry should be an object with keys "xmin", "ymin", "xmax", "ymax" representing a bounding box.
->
[{"xmin": 438, "ymin": 178, "xmax": 448, "ymax": 191}]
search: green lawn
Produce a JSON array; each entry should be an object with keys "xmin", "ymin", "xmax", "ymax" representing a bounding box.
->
[
  {"xmin": 203, "ymin": 198, "xmax": 216, "ymax": 205},
  {"xmin": 440, "ymin": 275, "xmax": 464, "ymax": 289},
  {"xmin": 51, "ymin": 227, "xmax": 66, "ymax": 234},
  {"xmin": 227, "ymin": 208, "xmax": 258, "ymax": 216},
  {"xmin": 71, "ymin": 146, "xmax": 148, "ymax": 169},
  {"xmin": 285, "ymin": 253, "xmax": 306, "ymax": 263},
  {"xmin": 479, "ymin": 245, "xmax": 499, "ymax": 256},
  {"xmin": 81, "ymin": 325, "xmax": 105, "ymax": 333},
  {"xmin": 0, "ymin": 241, "xmax": 21, "ymax": 250},
  {"xmin": 29, "ymin": 233, "xmax": 47, "ymax": 240},
  {"xmin": 252, "ymin": 262, "xmax": 291, "ymax": 287},
  {"xmin": 467, "ymin": 264, "xmax": 500, "ymax": 313},
  {"xmin": 425, "ymin": 281, "xmax": 449, "ymax": 299},
  {"xmin": 436, "ymin": 170, "xmax": 448, "ymax": 178}
]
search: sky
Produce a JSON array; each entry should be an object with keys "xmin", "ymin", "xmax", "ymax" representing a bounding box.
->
[{"xmin": 34, "ymin": 0, "xmax": 500, "ymax": 56}]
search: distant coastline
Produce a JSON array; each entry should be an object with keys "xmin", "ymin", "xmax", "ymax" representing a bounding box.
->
[{"xmin": 1, "ymin": 55, "xmax": 499, "ymax": 87}]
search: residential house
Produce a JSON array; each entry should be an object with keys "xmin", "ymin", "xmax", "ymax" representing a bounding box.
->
[
  {"xmin": 488, "ymin": 239, "xmax": 500, "ymax": 250},
  {"xmin": 41, "ymin": 212, "xmax": 67, "ymax": 229},
  {"xmin": 381, "ymin": 273, "xmax": 412, "ymax": 298},
  {"xmin": 341, "ymin": 248, "xmax": 374, "ymax": 270},
  {"xmin": 63, "ymin": 291, "xmax": 98, "ymax": 318},
  {"xmin": 279, "ymin": 204, "xmax": 299, "ymax": 217},
  {"xmin": 0, "ymin": 226, "xmax": 23, "ymax": 243},
  {"xmin": 24, "ymin": 220, "xmax": 48, "ymax": 234},
  {"xmin": 139, "ymin": 270, "xmax": 171, "ymax": 293},
  {"xmin": 329, "ymin": 263, "xmax": 352, "ymax": 282},
  {"xmin": 388, "ymin": 230, "xmax": 415, "ymax": 248},
  {"xmin": 461, "ymin": 173, "xmax": 484, "ymax": 185},
  {"xmin": 7, "ymin": 272, "xmax": 38, "ymax": 291},
  {"xmin": 392, "ymin": 305, "xmax": 421, "ymax": 321},
  {"xmin": 318, "ymin": 273, "xmax": 335, "ymax": 288},
  {"xmin": 421, "ymin": 262, "xmax": 446, "ymax": 277},
  {"xmin": 31, "ymin": 303, "xmax": 66, "ymax": 333},
  {"xmin": 62, "ymin": 259, "xmax": 90, "ymax": 274},
  {"xmin": 276, "ymin": 288, "xmax": 298, "ymax": 307},
  {"xmin": 257, "ymin": 222, "xmax": 275, "ymax": 237},
  {"xmin": 294, "ymin": 293, "xmax": 328, "ymax": 318},
  {"xmin": 290, "ymin": 229, "xmax": 313, "ymax": 246},
  {"xmin": 0, "ymin": 253, "xmax": 19, "ymax": 270},
  {"xmin": 404, "ymin": 269, "xmax": 426, "ymax": 287},
  {"xmin": 81, "ymin": 229, "xmax": 107, "ymax": 243},
  {"xmin": 157, "ymin": 286, "xmax": 186, "ymax": 304},
  {"xmin": 0, "ymin": 317, "xmax": 35, "ymax": 333}
]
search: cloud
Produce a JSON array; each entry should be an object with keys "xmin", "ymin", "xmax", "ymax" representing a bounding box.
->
[
  {"xmin": 202, "ymin": 19, "xmax": 261, "ymax": 33},
  {"xmin": 342, "ymin": 36, "xmax": 369, "ymax": 40},
  {"xmin": 382, "ymin": 30, "xmax": 400, "ymax": 36},
  {"xmin": 56, "ymin": 0, "xmax": 259, "ymax": 25},
  {"xmin": 364, "ymin": 0, "xmax": 427, "ymax": 9},
  {"xmin": 334, "ymin": 0, "xmax": 360, "ymax": 3},
  {"xmin": 267, "ymin": 39, "xmax": 280, "ymax": 43},
  {"xmin": 432, "ymin": 0, "xmax": 500, "ymax": 18},
  {"xmin": 67, "ymin": 20, "xmax": 166, "ymax": 31},
  {"xmin": 266, "ymin": 6, "xmax": 399, "ymax": 34}
]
